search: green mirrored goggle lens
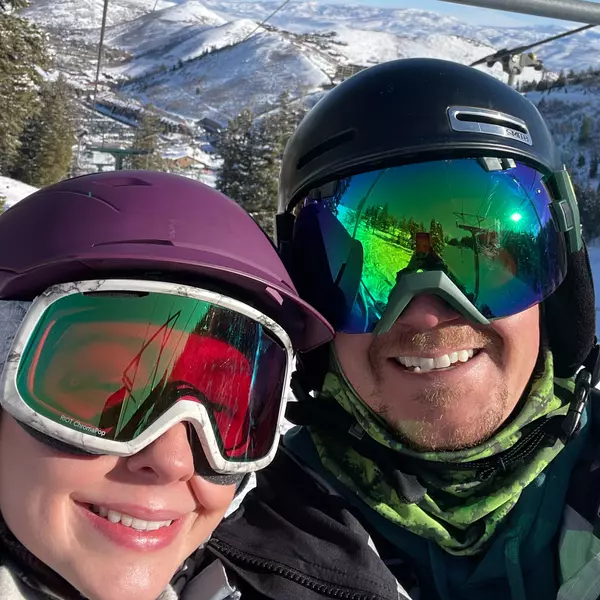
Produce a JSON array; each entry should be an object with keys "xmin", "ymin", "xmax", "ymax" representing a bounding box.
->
[{"xmin": 302, "ymin": 158, "xmax": 568, "ymax": 332}]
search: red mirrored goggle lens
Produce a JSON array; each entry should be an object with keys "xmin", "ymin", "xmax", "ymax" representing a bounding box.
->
[{"xmin": 16, "ymin": 290, "xmax": 287, "ymax": 462}]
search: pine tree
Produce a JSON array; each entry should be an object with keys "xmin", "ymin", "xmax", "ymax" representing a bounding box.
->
[
  {"xmin": 216, "ymin": 108, "xmax": 255, "ymax": 206},
  {"xmin": 10, "ymin": 74, "xmax": 76, "ymax": 186},
  {"xmin": 0, "ymin": 195, "xmax": 6, "ymax": 214},
  {"xmin": 0, "ymin": 0, "xmax": 48, "ymax": 174},
  {"xmin": 216, "ymin": 94, "xmax": 307, "ymax": 237},
  {"xmin": 248, "ymin": 95, "xmax": 297, "ymax": 231},
  {"xmin": 579, "ymin": 116, "xmax": 592, "ymax": 144},
  {"xmin": 590, "ymin": 155, "xmax": 599, "ymax": 179},
  {"xmin": 0, "ymin": 1, "xmax": 28, "ymax": 13},
  {"xmin": 576, "ymin": 182, "xmax": 600, "ymax": 240},
  {"xmin": 128, "ymin": 109, "xmax": 167, "ymax": 171},
  {"xmin": 248, "ymin": 116, "xmax": 279, "ymax": 227}
]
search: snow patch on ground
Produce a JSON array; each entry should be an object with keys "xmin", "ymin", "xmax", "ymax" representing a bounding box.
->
[{"xmin": 0, "ymin": 177, "xmax": 38, "ymax": 208}]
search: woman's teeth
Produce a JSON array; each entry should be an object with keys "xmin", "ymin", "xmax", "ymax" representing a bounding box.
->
[
  {"xmin": 90, "ymin": 505, "xmax": 173, "ymax": 531},
  {"xmin": 394, "ymin": 349, "xmax": 476, "ymax": 373}
]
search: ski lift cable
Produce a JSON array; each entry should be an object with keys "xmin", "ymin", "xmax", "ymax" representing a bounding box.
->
[
  {"xmin": 240, "ymin": 0, "xmax": 295, "ymax": 43},
  {"xmin": 470, "ymin": 23, "xmax": 595, "ymax": 67}
]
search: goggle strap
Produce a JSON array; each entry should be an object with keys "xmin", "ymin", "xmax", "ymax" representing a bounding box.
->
[
  {"xmin": 18, "ymin": 421, "xmax": 95, "ymax": 456},
  {"xmin": 552, "ymin": 169, "xmax": 583, "ymax": 253},
  {"xmin": 374, "ymin": 271, "xmax": 490, "ymax": 335}
]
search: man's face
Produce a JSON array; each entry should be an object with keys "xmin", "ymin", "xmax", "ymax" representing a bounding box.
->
[{"xmin": 334, "ymin": 295, "xmax": 540, "ymax": 451}]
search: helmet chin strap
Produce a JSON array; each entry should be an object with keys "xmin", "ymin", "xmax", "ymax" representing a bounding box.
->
[{"xmin": 563, "ymin": 342, "xmax": 600, "ymax": 442}]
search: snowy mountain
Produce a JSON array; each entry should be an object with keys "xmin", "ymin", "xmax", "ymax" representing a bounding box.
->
[
  {"xmin": 20, "ymin": 0, "xmax": 600, "ymax": 179},
  {"xmin": 23, "ymin": 0, "xmax": 175, "ymax": 30},
  {"xmin": 25, "ymin": 0, "xmax": 600, "ymax": 128},
  {"xmin": 196, "ymin": 0, "xmax": 600, "ymax": 72},
  {"xmin": 112, "ymin": 23, "xmax": 500, "ymax": 123},
  {"xmin": 26, "ymin": 0, "xmax": 598, "ymax": 127},
  {"xmin": 105, "ymin": 1, "xmax": 227, "ymax": 57},
  {"xmin": 107, "ymin": 0, "xmax": 256, "ymax": 78}
]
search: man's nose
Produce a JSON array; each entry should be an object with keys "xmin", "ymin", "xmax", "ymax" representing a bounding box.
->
[{"xmin": 392, "ymin": 294, "xmax": 463, "ymax": 333}]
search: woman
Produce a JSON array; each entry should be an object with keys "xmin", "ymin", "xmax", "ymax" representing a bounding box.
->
[{"xmin": 0, "ymin": 170, "xmax": 333, "ymax": 600}]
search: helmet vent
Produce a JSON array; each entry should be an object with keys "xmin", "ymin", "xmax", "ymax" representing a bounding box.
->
[
  {"xmin": 448, "ymin": 106, "xmax": 532, "ymax": 146},
  {"xmin": 297, "ymin": 129, "xmax": 356, "ymax": 170}
]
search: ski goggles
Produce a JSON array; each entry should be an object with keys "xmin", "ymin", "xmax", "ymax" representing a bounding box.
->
[
  {"xmin": 0, "ymin": 280, "xmax": 293, "ymax": 475},
  {"xmin": 297, "ymin": 158, "xmax": 581, "ymax": 333}
]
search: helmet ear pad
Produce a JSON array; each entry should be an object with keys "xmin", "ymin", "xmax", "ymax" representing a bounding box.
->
[
  {"xmin": 291, "ymin": 203, "xmax": 363, "ymax": 330},
  {"xmin": 543, "ymin": 243, "xmax": 596, "ymax": 378}
]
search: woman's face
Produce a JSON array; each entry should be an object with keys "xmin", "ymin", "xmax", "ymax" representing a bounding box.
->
[{"xmin": 0, "ymin": 414, "xmax": 236, "ymax": 600}]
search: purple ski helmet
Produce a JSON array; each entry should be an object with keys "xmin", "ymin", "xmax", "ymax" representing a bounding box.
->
[{"xmin": 0, "ymin": 170, "xmax": 333, "ymax": 351}]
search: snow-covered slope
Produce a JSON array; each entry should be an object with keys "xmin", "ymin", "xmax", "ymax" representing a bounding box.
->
[
  {"xmin": 106, "ymin": 1, "xmax": 227, "ymax": 56},
  {"xmin": 200, "ymin": 1, "xmax": 490, "ymax": 39},
  {"xmin": 23, "ymin": 0, "xmax": 175, "ymax": 30},
  {"xmin": 0, "ymin": 177, "xmax": 38, "ymax": 208},
  {"xmin": 116, "ymin": 18, "xmax": 258, "ymax": 78},
  {"xmin": 122, "ymin": 29, "xmax": 333, "ymax": 121},
  {"xmin": 331, "ymin": 28, "xmax": 494, "ymax": 67},
  {"xmin": 197, "ymin": 0, "xmax": 600, "ymax": 73},
  {"xmin": 25, "ymin": 0, "xmax": 591, "ymax": 126},
  {"xmin": 114, "ymin": 20, "xmax": 516, "ymax": 123},
  {"xmin": 526, "ymin": 79, "xmax": 600, "ymax": 185}
]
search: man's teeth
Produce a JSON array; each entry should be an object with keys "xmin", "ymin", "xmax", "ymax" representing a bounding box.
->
[
  {"xmin": 394, "ymin": 349, "xmax": 476, "ymax": 372},
  {"xmin": 90, "ymin": 506, "xmax": 173, "ymax": 531}
]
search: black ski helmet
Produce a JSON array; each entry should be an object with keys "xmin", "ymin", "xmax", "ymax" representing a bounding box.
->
[{"xmin": 276, "ymin": 58, "xmax": 597, "ymax": 380}]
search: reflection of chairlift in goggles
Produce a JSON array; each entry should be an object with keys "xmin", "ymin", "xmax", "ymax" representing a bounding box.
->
[
  {"xmin": 0, "ymin": 280, "xmax": 294, "ymax": 475},
  {"xmin": 299, "ymin": 157, "xmax": 582, "ymax": 334}
]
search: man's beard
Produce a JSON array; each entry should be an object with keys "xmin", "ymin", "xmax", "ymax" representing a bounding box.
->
[
  {"xmin": 367, "ymin": 325, "xmax": 509, "ymax": 451},
  {"xmin": 376, "ymin": 383, "xmax": 509, "ymax": 451}
]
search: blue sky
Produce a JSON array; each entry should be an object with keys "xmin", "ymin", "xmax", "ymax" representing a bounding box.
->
[{"xmin": 326, "ymin": 0, "xmax": 594, "ymax": 27}]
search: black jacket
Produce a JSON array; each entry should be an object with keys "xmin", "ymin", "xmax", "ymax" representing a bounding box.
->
[{"xmin": 203, "ymin": 448, "xmax": 410, "ymax": 600}]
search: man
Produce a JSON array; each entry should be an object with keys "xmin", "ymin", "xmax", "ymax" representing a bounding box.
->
[{"xmin": 203, "ymin": 58, "xmax": 600, "ymax": 600}]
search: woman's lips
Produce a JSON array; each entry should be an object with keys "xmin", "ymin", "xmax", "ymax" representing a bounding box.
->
[{"xmin": 75, "ymin": 501, "xmax": 188, "ymax": 552}]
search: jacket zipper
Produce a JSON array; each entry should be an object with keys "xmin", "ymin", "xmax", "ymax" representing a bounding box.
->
[{"xmin": 209, "ymin": 539, "xmax": 391, "ymax": 600}]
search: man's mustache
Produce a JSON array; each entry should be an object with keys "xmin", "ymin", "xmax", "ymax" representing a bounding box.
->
[{"xmin": 370, "ymin": 324, "xmax": 502, "ymax": 357}]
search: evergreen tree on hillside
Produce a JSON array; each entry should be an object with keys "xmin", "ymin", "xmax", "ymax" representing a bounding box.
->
[
  {"xmin": 128, "ymin": 109, "xmax": 168, "ymax": 171},
  {"xmin": 266, "ymin": 92, "xmax": 307, "ymax": 159},
  {"xmin": 0, "ymin": 0, "xmax": 48, "ymax": 174},
  {"xmin": 216, "ymin": 108, "xmax": 255, "ymax": 205},
  {"xmin": 590, "ymin": 155, "xmax": 599, "ymax": 179},
  {"xmin": 216, "ymin": 94, "xmax": 307, "ymax": 236},
  {"xmin": 0, "ymin": 196, "xmax": 6, "ymax": 214},
  {"xmin": 11, "ymin": 74, "xmax": 76, "ymax": 187},
  {"xmin": 0, "ymin": 1, "xmax": 28, "ymax": 12},
  {"xmin": 575, "ymin": 182, "xmax": 600, "ymax": 240},
  {"xmin": 579, "ymin": 116, "xmax": 593, "ymax": 144},
  {"xmin": 247, "ymin": 116, "xmax": 279, "ymax": 221}
]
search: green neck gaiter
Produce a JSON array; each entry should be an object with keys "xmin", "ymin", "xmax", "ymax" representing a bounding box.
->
[{"xmin": 308, "ymin": 350, "xmax": 573, "ymax": 556}]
